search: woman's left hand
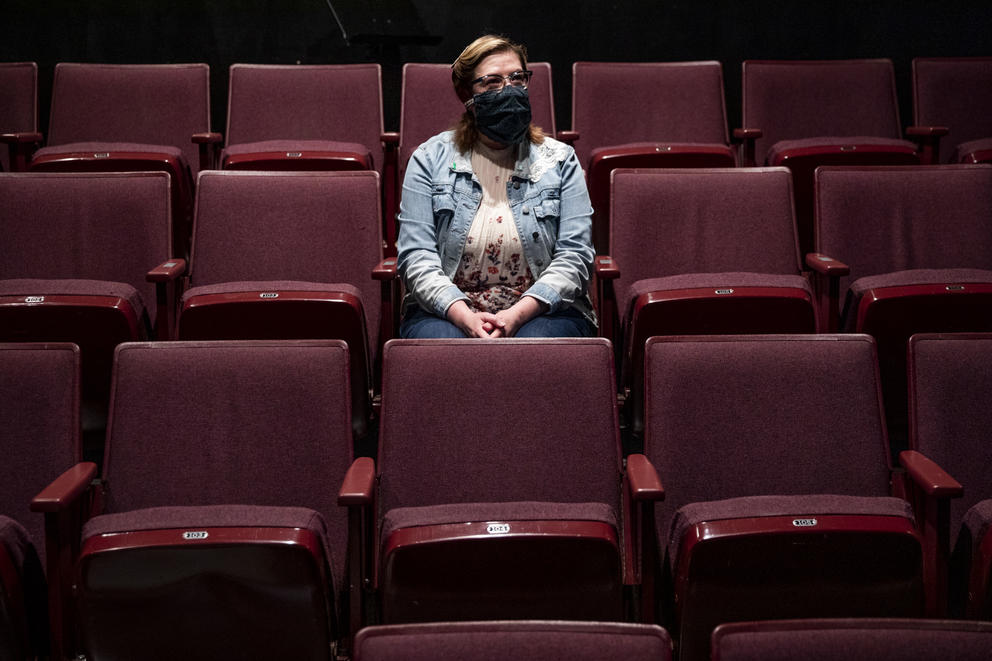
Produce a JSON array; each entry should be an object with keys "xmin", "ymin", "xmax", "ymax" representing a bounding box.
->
[{"xmin": 493, "ymin": 296, "xmax": 548, "ymax": 337}]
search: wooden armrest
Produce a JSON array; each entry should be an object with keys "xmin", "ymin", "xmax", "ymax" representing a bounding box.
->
[
  {"xmin": 147, "ymin": 258, "xmax": 187, "ymax": 283},
  {"xmin": 338, "ymin": 456, "xmax": 375, "ymax": 506},
  {"xmin": 372, "ymin": 257, "xmax": 398, "ymax": 281},
  {"xmin": 191, "ymin": 132, "xmax": 223, "ymax": 144},
  {"xmin": 732, "ymin": 127, "xmax": 763, "ymax": 141},
  {"xmin": 31, "ymin": 462, "xmax": 98, "ymax": 513},
  {"xmin": 381, "ymin": 131, "xmax": 399, "ymax": 147},
  {"xmin": 626, "ymin": 453, "xmax": 665, "ymax": 501},
  {"xmin": 900, "ymin": 450, "xmax": 963, "ymax": 498},
  {"xmin": 906, "ymin": 126, "xmax": 949, "ymax": 138},
  {"xmin": 594, "ymin": 255, "xmax": 620, "ymax": 280},
  {"xmin": 0, "ymin": 131, "xmax": 43, "ymax": 144},
  {"xmin": 556, "ymin": 130, "xmax": 580, "ymax": 144},
  {"xmin": 805, "ymin": 252, "xmax": 850, "ymax": 276}
]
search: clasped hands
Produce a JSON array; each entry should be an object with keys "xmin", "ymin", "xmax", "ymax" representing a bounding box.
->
[{"xmin": 446, "ymin": 297, "xmax": 546, "ymax": 338}]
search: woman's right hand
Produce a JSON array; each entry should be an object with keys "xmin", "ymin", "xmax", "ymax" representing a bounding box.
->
[{"xmin": 446, "ymin": 300, "xmax": 506, "ymax": 338}]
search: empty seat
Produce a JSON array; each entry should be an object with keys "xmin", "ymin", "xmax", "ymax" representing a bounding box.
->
[
  {"xmin": 597, "ymin": 168, "xmax": 816, "ymax": 441},
  {"xmin": 570, "ymin": 61, "xmax": 738, "ymax": 252},
  {"xmin": 36, "ymin": 340, "xmax": 363, "ymax": 660},
  {"xmin": 905, "ymin": 333, "xmax": 992, "ymax": 618},
  {"xmin": 1, "ymin": 342, "xmax": 84, "ymax": 660},
  {"xmin": 711, "ymin": 618, "xmax": 992, "ymax": 661},
  {"xmin": 741, "ymin": 59, "xmax": 926, "ymax": 257},
  {"xmin": 219, "ymin": 63, "xmax": 386, "ymax": 174},
  {"xmin": 0, "ymin": 62, "xmax": 41, "ymax": 172},
  {"xmin": 353, "ymin": 621, "xmax": 673, "ymax": 661},
  {"xmin": 0, "ymin": 172, "xmax": 182, "ymax": 459},
  {"xmin": 347, "ymin": 338, "xmax": 659, "ymax": 624},
  {"xmin": 913, "ymin": 57, "xmax": 992, "ymax": 164},
  {"xmin": 641, "ymin": 335, "xmax": 934, "ymax": 661},
  {"xmin": 27, "ymin": 63, "xmax": 213, "ymax": 258},
  {"xmin": 810, "ymin": 164, "xmax": 992, "ymax": 455},
  {"xmin": 175, "ymin": 170, "xmax": 393, "ymax": 443}
]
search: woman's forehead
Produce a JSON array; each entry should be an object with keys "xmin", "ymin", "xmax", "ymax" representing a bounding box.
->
[{"xmin": 475, "ymin": 50, "xmax": 523, "ymax": 76}]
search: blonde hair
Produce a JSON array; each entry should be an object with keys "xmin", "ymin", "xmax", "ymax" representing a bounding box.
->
[{"xmin": 450, "ymin": 34, "xmax": 545, "ymax": 152}]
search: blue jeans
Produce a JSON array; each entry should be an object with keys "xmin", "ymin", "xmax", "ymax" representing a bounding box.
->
[{"xmin": 400, "ymin": 306, "xmax": 595, "ymax": 339}]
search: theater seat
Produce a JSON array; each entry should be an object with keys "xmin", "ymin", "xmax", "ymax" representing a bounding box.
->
[
  {"xmin": 0, "ymin": 61, "xmax": 41, "ymax": 172},
  {"xmin": 35, "ymin": 340, "xmax": 364, "ymax": 659},
  {"xmin": 913, "ymin": 57, "xmax": 992, "ymax": 164},
  {"xmin": 570, "ymin": 61, "xmax": 739, "ymax": 252},
  {"xmin": 640, "ymin": 335, "xmax": 945, "ymax": 661}
]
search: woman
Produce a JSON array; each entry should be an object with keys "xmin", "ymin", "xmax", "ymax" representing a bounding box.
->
[{"xmin": 396, "ymin": 34, "xmax": 597, "ymax": 338}]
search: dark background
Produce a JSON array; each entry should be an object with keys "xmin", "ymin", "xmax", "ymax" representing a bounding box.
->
[{"xmin": 3, "ymin": 0, "xmax": 990, "ymax": 136}]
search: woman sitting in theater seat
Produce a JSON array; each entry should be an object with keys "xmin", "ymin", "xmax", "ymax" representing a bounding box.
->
[{"xmin": 396, "ymin": 34, "xmax": 597, "ymax": 338}]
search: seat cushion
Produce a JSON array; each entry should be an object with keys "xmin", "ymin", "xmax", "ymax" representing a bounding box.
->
[
  {"xmin": 34, "ymin": 142, "xmax": 186, "ymax": 161},
  {"xmin": 0, "ymin": 278, "xmax": 147, "ymax": 329},
  {"xmin": 181, "ymin": 280, "xmax": 363, "ymax": 305},
  {"xmin": 766, "ymin": 136, "xmax": 917, "ymax": 165},
  {"xmin": 668, "ymin": 494, "xmax": 915, "ymax": 568},
  {"xmin": 222, "ymin": 139, "xmax": 371, "ymax": 159},
  {"xmin": 382, "ymin": 501, "xmax": 617, "ymax": 543},
  {"xmin": 624, "ymin": 272, "xmax": 811, "ymax": 322},
  {"xmin": 958, "ymin": 498, "xmax": 992, "ymax": 560},
  {"xmin": 956, "ymin": 137, "xmax": 992, "ymax": 163},
  {"xmin": 842, "ymin": 268, "xmax": 992, "ymax": 331}
]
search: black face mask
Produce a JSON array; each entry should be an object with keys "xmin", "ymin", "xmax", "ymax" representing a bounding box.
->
[{"xmin": 469, "ymin": 85, "xmax": 532, "ymax": 146}]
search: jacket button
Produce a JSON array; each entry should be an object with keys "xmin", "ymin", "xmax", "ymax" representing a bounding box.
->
[
  {"xmin": 532, "ymin": 232, "xmax": 540, "ymax": 240},
  {"xmin": 522, "ymin": 206, "xmax": 530, "ymax": 214},
  {"xmin": 514, "ymin": 182, "xmax": 521, "ymax": 189},
  {"xmin": 536, "ymin": 260, "xmax": 544, "ymax": 266}
]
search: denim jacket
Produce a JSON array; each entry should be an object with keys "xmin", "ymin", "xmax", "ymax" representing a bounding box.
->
[{"xmin": 396, "ymin": 130, "xmax": 597, "ymax": 326}]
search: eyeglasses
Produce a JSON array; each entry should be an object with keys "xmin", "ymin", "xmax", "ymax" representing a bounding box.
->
[{"xmin": 471, "ymin": 70, "xmax": 532, "ymax": 92}]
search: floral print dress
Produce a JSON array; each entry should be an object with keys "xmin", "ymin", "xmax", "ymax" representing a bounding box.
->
[{"xmin": 453, "ymin": 141, "xmax": 535, "ymax": 313}]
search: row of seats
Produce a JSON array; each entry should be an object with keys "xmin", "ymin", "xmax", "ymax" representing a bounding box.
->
[
  {"xmin": 2, "ymin": 58, "xmax": 990, "ymax": 258},
  {"xmin": 2, "ymin": 334, "xmax": 991, "ymax": 659},
  {"xmin": 3, "ymin": 163, "xmax": 991, "ymax": 464}
]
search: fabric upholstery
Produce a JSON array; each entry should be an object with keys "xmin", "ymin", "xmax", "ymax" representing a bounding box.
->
[
  {"xmin": 0, "ymin": 62, "xmax": 37, "ymax": 172},
  {"xmin": 571, "ymin": 61, "xmax": 730, "ymax": 170},
  {"xmin": 103, "ymin": 340, "xmax": 353, "ymax": 591},
  {"xmin": 742, "ymin": 59, "xmax": 905, "ymax": 166},
  {"xmin": 187, "ymin": 171, "xmax": 382, "ymax": 353},
  {"xmin": 913, "ymin": 58, "xmax": 992, "ymax": 164},
  {"xmin": 0, "ymin": 171, "xmax": 173, "ymax": 328},
  {"xmin": 909, "ymin": 334, "xmax": 992, "ymax": 541},
  {"xmin": 610, "ymin": 167, "xmax": 801, "ymax": 298},
  {"xmin": 353, "ymin": 621, "xmax": 672, "ymax": 661},
  {"xmin": 378, "ymin": 339, "xmax": 621, "ymax": 515},
  {"xmin": 225, "ymin": 63, "xmax": 384, "ymax": 173},
  {"xmin": 0, "ymin": 515, "xmax": 47, "ymax": 658},
  {"xmin": 713, "ymin": 619, "xmax": 992, "ymax": 661},
  {"xmin": 0, "ymin": 344, "xmax": 80, "ymax": 565},
  {"xmin": 815, "ymin": 165, "xmax": 992, "ymax": 303},
  {"xmin": 45, "ymin": 63, "xmax": 210, "ymax": 175},
  {"xmin": 643, "ymin": 335, "xmax": 892, "ymax": 549}
]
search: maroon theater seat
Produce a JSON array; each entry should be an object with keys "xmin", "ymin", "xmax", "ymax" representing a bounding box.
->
[
  {"xmin": 394, "ymin": 62, "xmax": 559, "ymax": 253},
  {"xmin": 1, "ymin": 343, "xmax": 84, "ymax": 660},
  {"xmin": 350, "ymin": 338, "xmax": 662, "ymax": 624},
  {"xmin": 640, "ymin": 335, "xmax": 942, "ymax": 661},
  {"xmin": 0, "ymin": 172, "xmax": 181, "ymax": 457},
  {"xmin": 0, "ymin": 62, "xmax": 41, "ymax": 172},
  {"xmin": 571, "ymin": 62, "xmax": 738, "ymax": 252},
  {"xmin": 598, "ymin": 167, "xmax": 815, "ymax": 441},
  {"xmin": 175, "ymin": 170, "xmax": 394, "ymax": 442},
  {"xmin": 27, "ymin": 63, "xmax": 213, "ymax": 258},
  {"xmin": 353, "ymin": 621, "xmax": 673, "ymax": 661},
  {"xmin": 711, "ymin": 618, "xmax": 992, "ymax": 661},
  {"xmin": 219, "ymin": 63, "xmax": 385, "ymax": 174},
  {"xmin": 35, "ymin": 340, "xmax": 364, "ymax": 660},
  {"xmin": 810, "ymin": 164, "xmax": 992, "ymax": 456},
  {"xmin": 913, "ymin": 57, "xmax": 992, "ymax": 164},
  {"xmin": 905, "ymin": 333, "xmax": 992, "ymax": 619},
  {"xmin": 741, "ymin": 59, "xmax": 930, "ymax": 258}
]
